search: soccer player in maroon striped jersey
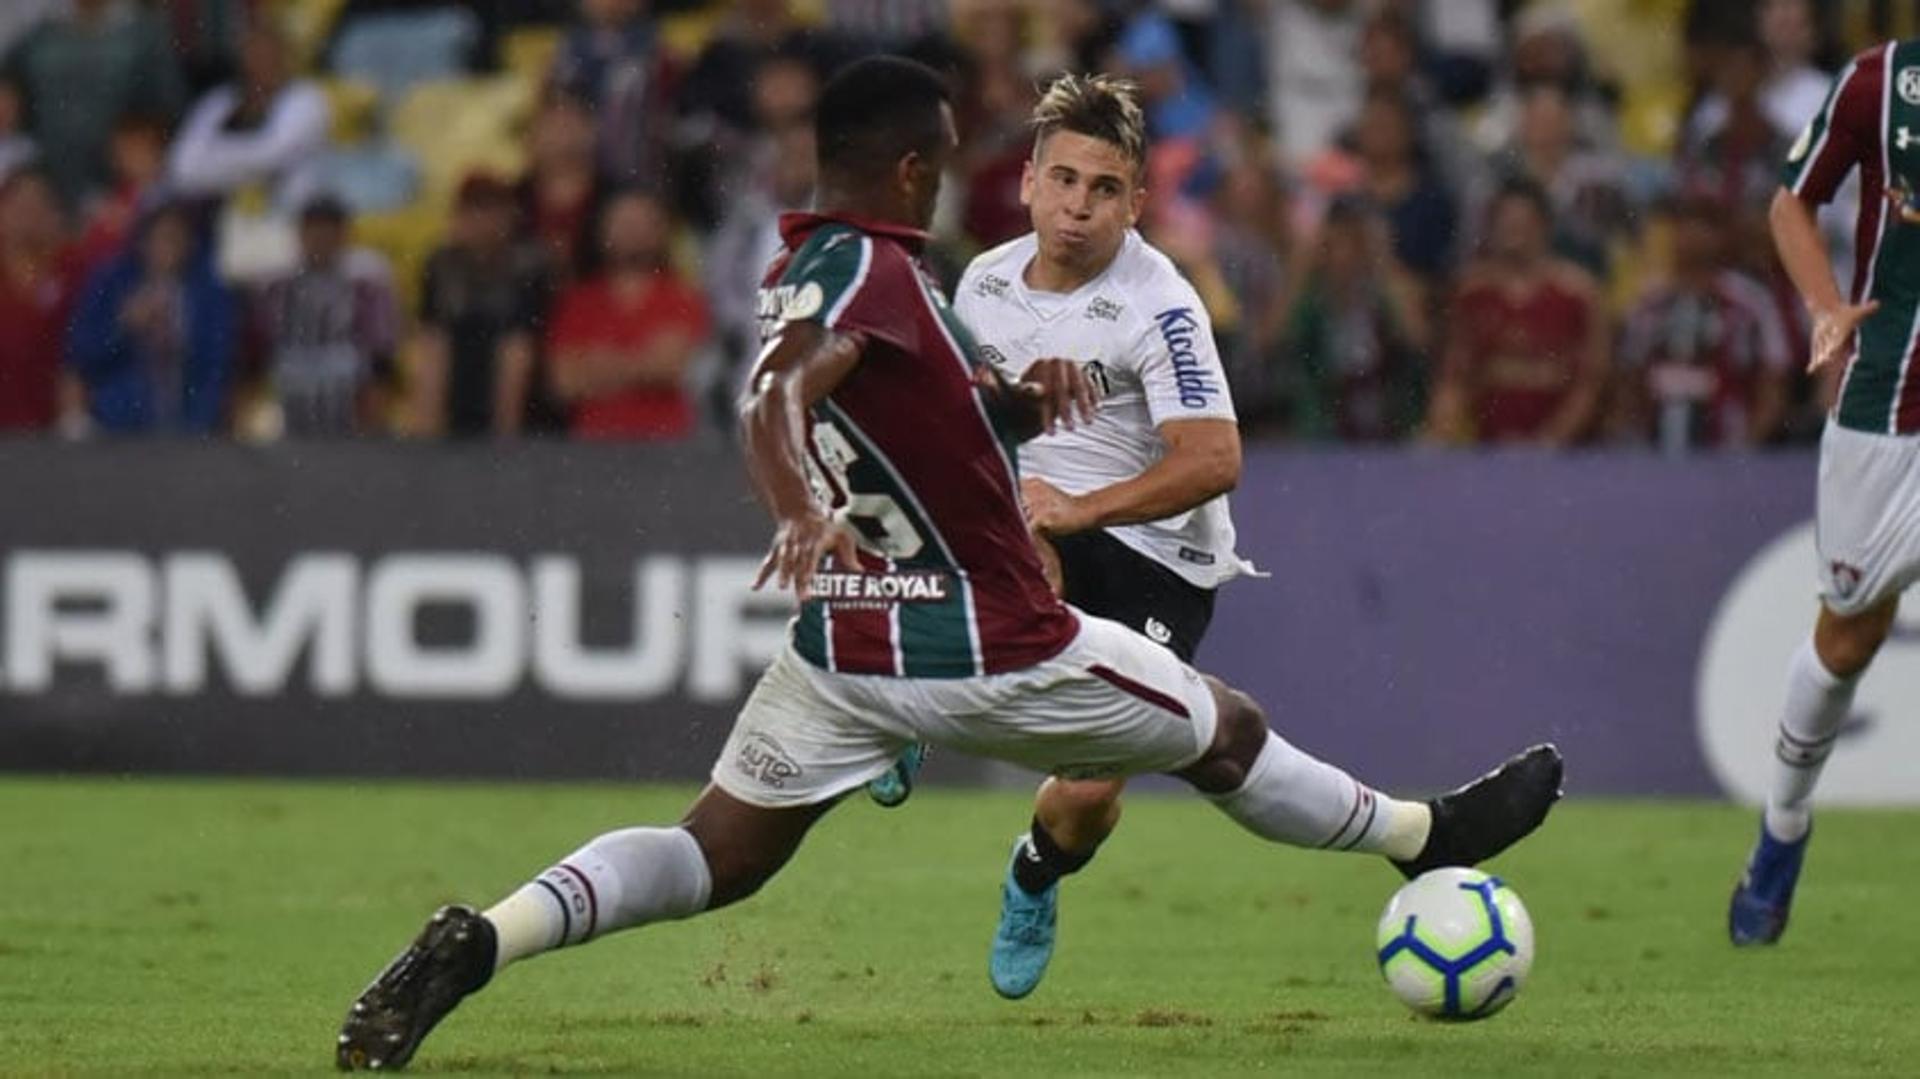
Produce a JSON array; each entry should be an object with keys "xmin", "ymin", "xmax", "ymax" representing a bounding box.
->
[
  {"xmin": 333, "ymin": 58, "xmax": 1562, "ymax": 1071},
  {"xmin": 1731, "ymin": 40, "xmax": 1920, "ymax": 945}
]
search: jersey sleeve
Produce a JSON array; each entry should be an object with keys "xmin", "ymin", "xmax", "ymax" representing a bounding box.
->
[
  {"xmin": 1782, "ymin": 49, "xmax": 1883, "ymax": 206},
  {"xmin": 1133, "ymin": 285, "xmax": 1237, "ymax": 427},
  {"xmin": 764, "ymin": 228, "xmax": 919, "ymax": 355}
]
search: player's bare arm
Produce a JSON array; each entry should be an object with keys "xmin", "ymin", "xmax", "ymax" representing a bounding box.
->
[
  {"xmin": 739, "ymin": 320, "xmax": 864, "ymax": 599},
  {"xmin": 1769, "ymin": 187, "xmax": 1878, "ymax": 372},
  {"xmin": 1022, "ymin": 417, "xmax": 1240, "ymax": 536}
]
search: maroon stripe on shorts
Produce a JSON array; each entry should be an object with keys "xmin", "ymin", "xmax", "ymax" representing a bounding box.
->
[{"xmin": 1088, "ymin": 664, "xmax": 1190, "ymax": 719}]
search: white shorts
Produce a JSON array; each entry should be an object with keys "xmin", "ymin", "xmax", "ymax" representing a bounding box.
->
[
  {"xmin": 1816, "ymin": 420, "xmax": 1920, "ymax": 615},
  {"xmin": 711, "ymin": 611, "xmax": 1220, "ymax": 808}
]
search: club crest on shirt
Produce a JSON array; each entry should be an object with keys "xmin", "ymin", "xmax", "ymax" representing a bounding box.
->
[{"xmin": 1900, "ymin": 66, "xmax": 1920, "ymax": 105}]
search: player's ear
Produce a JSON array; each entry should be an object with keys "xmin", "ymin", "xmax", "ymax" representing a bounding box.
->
[
  {"xmin": 1019, "ymin": 157, "xmax": 1035, "ymax": 208},
  {"xmin": 1127, "ymin": 181, "xmax": 1147, "ymax": 227}
]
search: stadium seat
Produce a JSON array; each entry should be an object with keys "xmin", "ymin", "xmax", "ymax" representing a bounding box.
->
[
  {"xmin": 388, "ymin": 77, "xmax": 532, "ymax": 201},
  {"xmin": 276, "ymin": 0, "xmax": 349, "ymax": 71},
  {"xmin": 330, "ymin": 6, "xmax": 481, "ymax": 107},
  {"xmin": 501, "ymin": 28, "xmax": 561, "ymax": 85},
  {"xmin": 319, "ymin": 77, "xmax": 381, "ymax": 143},
  {"xmin": 352, "ymin": 205, "xmax": 446, "ymax": 313},
  {"xmin": 315, "ymin": 144, "xmax": 422, "ymax": 215}
]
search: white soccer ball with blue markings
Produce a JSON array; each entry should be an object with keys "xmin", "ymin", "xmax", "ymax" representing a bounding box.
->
[{"xmin": 1375, "ymin": 867, "xmax": 1534, "ymax": 1021}]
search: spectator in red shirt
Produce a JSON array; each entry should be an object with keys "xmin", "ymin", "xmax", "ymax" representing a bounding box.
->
[
  {"xmin": 0, "ymin": 168, "xmax": 80, "ymax": 433},
  {"xmin": 1429, "ymin": 178, "xmax": 1609, "ymax": 447},
  {"xmin": 73, "ymin": 110, "xmax": 170, "ymax": 275},
  {"xmin": 546, "ymin": 188, "xmax": 709, "ymax": 441},
  {"xmin": 1614, "ymin": 195, "xmax": 1791, "ymax": 452}
]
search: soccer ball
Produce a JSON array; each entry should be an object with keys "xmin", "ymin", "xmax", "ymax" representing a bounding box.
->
[{"xmin": 1375, "ymin": 867, "xmax": 1534, "ymax": 1021}]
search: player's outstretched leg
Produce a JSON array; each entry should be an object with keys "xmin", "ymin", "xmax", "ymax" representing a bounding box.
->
[
  {"xmin": 1730, "ymin": 601, "xmax": 1890, "ymax": 946},
  {"xmin": 1174, "ymin": 678, "xmax": 1562, "ymax": 871},
  {"xmin": 989, "ymin": 778, "xmax": 1121, "ymax": 999},
  {"xmin": 335, "ymin": 788, "xmax": 833, "ymax": 1071}
]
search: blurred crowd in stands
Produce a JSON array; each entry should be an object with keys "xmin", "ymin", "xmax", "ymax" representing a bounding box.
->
[{"xmin": 0, "ymin": 0, "xmax": 1900, "ymax": 451}]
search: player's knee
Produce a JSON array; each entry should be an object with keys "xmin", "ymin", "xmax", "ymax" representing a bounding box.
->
[
  {"xmin": 1816, "ymin": 600, "xmax": 1897, "ymax": 677},
  {"xmin": 1037, "ymin": 777, "xmax": 1124, "ymax": 848},
  {"xmin": 1176, "ymin": 678, "xmax": 1267, "ymax": 793},
  {"xmin": 683, "ymin": 830, "xmax": 784, "ymax": 909}
]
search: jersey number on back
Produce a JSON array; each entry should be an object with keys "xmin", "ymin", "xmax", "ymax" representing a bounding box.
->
[{"xmin": 807, "ymin": 423, "xmax": 926, "ymax": 560}]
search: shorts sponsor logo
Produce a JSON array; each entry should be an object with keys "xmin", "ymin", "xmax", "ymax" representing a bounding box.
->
[
  {"xmin": 1830, "ymin": 560, "xmax": 1864, "ymax": 600},
  {"xmin": 1153, "ymin": 307, "xmax": 1222, "ymax": 409},
  {"xmin": 736, "ymin": 732, "xmax": 802, "ymax": 789},
  {"xmin": 807, "ymin": 570, "xmax": 952, "ymax": 609},
  {"xmin": 1144, "ymin": 618, "xmax": 1173, "ymax": 645},
  {"xmin": 1086, "ymin": 296, "xmax": 1123, "ymax": 322}
]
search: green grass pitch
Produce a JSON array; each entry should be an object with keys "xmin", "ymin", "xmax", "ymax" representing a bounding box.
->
[{"xmin": 2, "ymin": 778, "xmax": 1917, "ymax": 1077}]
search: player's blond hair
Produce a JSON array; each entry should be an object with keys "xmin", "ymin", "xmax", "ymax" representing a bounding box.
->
[{"xmin": 1030, "ymin": 73, "xmax": 1147, "ymax": 179}]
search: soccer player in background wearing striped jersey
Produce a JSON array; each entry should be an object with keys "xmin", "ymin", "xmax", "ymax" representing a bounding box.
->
[{"xmin": 1730, "ymin": 40, "xmax": 1920, "ymax": 945}]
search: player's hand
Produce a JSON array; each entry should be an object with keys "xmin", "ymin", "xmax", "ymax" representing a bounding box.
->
[
  {"xmin": 754, "ymin": 511, "xmax": 860, "ymax": 600},
  {"xmin": 1018, "ymin": 357, "xmax": 1100, "ymax": 434},
  {"xmin": 975, "ymin": 359, "xmax": 1098, "ymax": 439},
  {"xmin": 1808, "ymin": 300, "xmax": 1879, "ymax": 373},
  {"xmin": 1022, "ymin": 476, "xmax": 1095, "ymax": 536}
]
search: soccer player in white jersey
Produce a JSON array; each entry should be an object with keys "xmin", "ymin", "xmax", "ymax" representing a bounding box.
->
[{"xmin": 871, "ymin": 74, "xmax": 1256, "ymax": 999}]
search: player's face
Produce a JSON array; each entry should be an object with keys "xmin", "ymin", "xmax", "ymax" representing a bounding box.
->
[{"xmin": 1023, "ymin": 130, "xmax": 1145, "ymax": 278}]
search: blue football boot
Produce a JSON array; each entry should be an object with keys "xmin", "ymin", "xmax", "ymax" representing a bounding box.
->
[
  {"xmin": 867, "ymin": 743, "xmax": 927, "ymax": 808},
  {"xmin": 1729, "ymin": 817, "xmax": 1811, "ymax": 946},
  {"xmin": 988, "ymin": 837, "xmax": 1058, "ymax": 1000}
]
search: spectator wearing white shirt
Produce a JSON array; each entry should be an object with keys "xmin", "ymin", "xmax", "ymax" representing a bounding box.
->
[
  {"xmin": 1265, "ymin": 0, "xmax": 1364, "ymax": 167},
  {"xmin": 1687, "ymin": 0, "xmax": 1831, "ymax": 149},
  {"xmin": 167, "ymin": 18, "xmax": 328, "ymax": 215}
]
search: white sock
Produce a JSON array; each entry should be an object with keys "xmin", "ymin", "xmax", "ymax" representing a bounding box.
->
[
  {"xmin": 483, "ymin": 826, "xmax": 713, "ymax": 971},
  {"xmin": 1764, "ymin": 638, "xmax": 1859, "ymax": 842},
  {"xmin": 1207, "ymin": 730, "xmax": 1431, "ymax": 860}
]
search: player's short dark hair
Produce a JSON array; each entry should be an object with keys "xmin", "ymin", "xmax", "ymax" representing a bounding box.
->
[
  {"xmin": 815, "ymin": 55, "xmax": 952, "ymax": 177},
  {"xmin": 1031, "ymin": 73, "xmax": 1147, "ymax": 178}
]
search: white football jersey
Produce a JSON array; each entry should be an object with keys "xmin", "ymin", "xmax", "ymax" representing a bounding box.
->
[{"xmin": 955, "ymin": 230, "xmax": 1255, "ymax": 589}]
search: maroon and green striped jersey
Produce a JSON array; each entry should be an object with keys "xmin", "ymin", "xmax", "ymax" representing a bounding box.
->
[
  {"xmin": 757, "ymin": 212, "xmax": 1079, "ymax": 678},
  {"xmin": 1784, "ymin": 40, "xmax": 1920, "ymax": 434}
]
